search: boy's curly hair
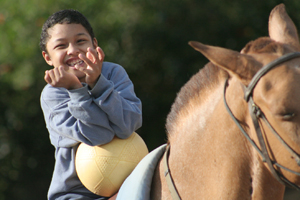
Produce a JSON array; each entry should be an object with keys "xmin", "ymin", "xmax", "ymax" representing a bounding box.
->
[{"xmin": 39, "ymin": 9, "xmax": 95, "ymax": 52}]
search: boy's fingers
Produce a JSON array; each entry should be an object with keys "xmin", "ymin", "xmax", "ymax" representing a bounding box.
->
[
  {"xmin": 75, "ymin": 55, "xmax": 92, "ymax": 75},
  {"xmin": 46, "ymin": 67, "xmax": 64, "ymax": 83},
  {"xmin": 53, "ymin": 67, "xmax": 61, "ymax": 78},
  {"xmin": 80, "ymin": 47, "xmax": 97, "ymax": 64},
  {"xmin": 87, "ymin": 47, "xmax": 97, "ymax": 63},
  {"xmin": 57, "ymin": 66, "xmax": 65, "ymax": 75},
  {"xmin": 44, "ymin": 71, "xmax": 52, "ymax": 83},
  {"xmin": 47, "ymin": 70, "xmax": 55, "ymax": 80},
  {"xmin": 77, "ymin": 47, "xmax": 104, "ymax": 80},
  {"xmin": 79, "ymin": 47, "xmax": 104, "ymax": 67},
  {"xmin": 97, "ymin": 47, "xmax": 105, "ymax": 61},
  {"xmin": 86, "ymin": 51, "xmax": 95, "ymax": 63},
  {"xmin": 79, "ymin": 53, "xmax": 94, "ymax": 67}
]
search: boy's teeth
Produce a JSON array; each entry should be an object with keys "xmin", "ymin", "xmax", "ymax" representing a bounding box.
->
[{"xmin": 69, "ymin": 60, "xmax": 83, "ymax": 66}]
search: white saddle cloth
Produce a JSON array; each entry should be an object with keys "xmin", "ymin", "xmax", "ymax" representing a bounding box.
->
[{"xmin": 116, "ymin": 144, "xmax": 167, "ymax": 200}]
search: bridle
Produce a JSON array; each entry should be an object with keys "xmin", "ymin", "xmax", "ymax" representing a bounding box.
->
[
  {"xmin": 163, "ymin": 52, "xmax": 300, "ymax": 200},
  {"xmin": 228, "ymin": 52, "xmax": 300, "ymax": 190}
]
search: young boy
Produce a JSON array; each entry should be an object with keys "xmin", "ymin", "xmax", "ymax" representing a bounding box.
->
[{"xmin": 39, "ymin": 9, "xmax": 142, "ymax": 200}]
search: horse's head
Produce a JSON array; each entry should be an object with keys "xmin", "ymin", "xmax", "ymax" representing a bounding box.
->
[{"xmin": 189, "ymin": 4, "xmax": 300, "ymax": 188}]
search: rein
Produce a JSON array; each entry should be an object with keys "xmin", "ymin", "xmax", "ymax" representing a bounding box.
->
[
  {"xmin": 163, "ymin": 52, "xmax": 300, "ymax": 199},
  {"xmin": 163, "ymin": 145, "xmax": 181, "ymax": 200}
]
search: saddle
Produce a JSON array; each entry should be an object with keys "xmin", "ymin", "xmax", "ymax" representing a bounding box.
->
[{"xmin": 116, "ymin": 144, "xmax": 167, "ymax": 200}]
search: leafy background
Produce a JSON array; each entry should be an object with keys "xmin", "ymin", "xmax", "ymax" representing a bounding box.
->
[{"xmin": 0, "ymin": 0, "xmax": 300, "ymax": 199}]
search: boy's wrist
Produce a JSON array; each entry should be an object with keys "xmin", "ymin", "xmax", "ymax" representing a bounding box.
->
[
  {"xmin": 88, "ymin": 73, "xmax": 112, "ymax": 98},
  {"xmin": 69, "ymin": 82, "xmax": 83, "ymax": 90},
  {"xmin": 68, "ymin": 83, "xmax": 90, "ymax": 101},
  {"xmin": 87, "ymin": 74, "xmax": 101, "ymax": 90}
]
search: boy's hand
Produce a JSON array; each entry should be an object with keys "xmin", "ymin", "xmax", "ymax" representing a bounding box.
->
[
  {"xmin": 77, "ymin": 47, "xmax": 105, "ymax": 89},
  {"xmin": 44, "ymin": 66, "xmax": 82, "ymax": 90}
]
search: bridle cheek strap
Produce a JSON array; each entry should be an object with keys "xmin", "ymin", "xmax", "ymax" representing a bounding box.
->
[{"xmin": 248, "ymin": 97, "xmax": 300, "ymax": 189}]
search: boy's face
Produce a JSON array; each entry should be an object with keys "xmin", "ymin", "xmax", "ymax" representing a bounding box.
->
[{"xmin": 42, "ymin": 23, "xmax": 97, "ymax": 81}]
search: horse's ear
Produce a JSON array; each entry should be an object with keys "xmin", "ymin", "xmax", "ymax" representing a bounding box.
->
[
  {"xmin": 189, "ymin": 41, "xmax": 262, "ymax": 85},
  {"xmin": 268, "ymin": 4, "xmax": 300, "ymax": 50}
]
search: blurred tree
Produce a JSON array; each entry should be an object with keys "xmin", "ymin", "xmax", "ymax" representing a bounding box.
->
[{"xmin": 0, "ymin": 0, "xmax": 300, "ymax": 199}]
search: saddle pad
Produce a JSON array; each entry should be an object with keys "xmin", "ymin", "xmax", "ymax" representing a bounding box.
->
[{"xmin": 116, "ymin": 144, "xmax": 167, "ymax": 200}]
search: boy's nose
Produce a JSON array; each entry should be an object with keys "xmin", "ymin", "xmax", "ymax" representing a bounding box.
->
[{"xmin": 67, "ymin": 43, "xmax": 80, "ymax": 55}]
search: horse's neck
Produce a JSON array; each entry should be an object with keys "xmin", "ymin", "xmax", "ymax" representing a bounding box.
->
[
  {"xmin": 250, "ymin": 154, "xmax": 285, "ymax": 199},
  {"xmin": 153, "ymin": 79, "xmax": 285, "ymax": 200}
]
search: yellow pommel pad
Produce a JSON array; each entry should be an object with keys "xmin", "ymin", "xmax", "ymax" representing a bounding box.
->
[{"xmin": 75, "ymin": 132, "xmax": 149, "ymax": 197}]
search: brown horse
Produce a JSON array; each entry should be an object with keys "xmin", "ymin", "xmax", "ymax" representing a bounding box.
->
[{"xmin": 151, "ymin": 4, "xmax": 300, "ymax": 200}]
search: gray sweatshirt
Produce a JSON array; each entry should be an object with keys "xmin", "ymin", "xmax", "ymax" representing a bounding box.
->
[{"xmin": 40, "ymin": 62, "xmax": 142, "ymax": 200}]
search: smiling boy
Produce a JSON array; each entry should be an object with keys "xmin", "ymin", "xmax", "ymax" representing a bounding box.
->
[{"xmin": 40, "ymin": 10, "xmax": 142, "ymax": 200}]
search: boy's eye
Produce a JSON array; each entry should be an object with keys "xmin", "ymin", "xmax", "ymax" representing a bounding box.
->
[
  {"xmin": 77, "ymin": 39, "xmax": 86, "ymax": 44},
  {"xmin": 54, "ymin": 44, "xmax": 66, "ymax": 49}
]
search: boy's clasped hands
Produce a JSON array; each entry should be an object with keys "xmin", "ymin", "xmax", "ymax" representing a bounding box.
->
[{"xmin": 44, "ymin": 46, "xmax": 105, "ymax": 90}]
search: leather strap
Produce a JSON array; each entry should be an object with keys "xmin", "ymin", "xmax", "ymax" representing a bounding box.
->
[
  {"xmin": 244, "ymin": 52, "xmax": 300, "ymax": 101},
  {"xmin": 248, "ymin": 97, "xmax": 287, "ymax": 186},
  {"xmin": 163, "ymin": 145, "xmax": 181, "ymax": 200}
]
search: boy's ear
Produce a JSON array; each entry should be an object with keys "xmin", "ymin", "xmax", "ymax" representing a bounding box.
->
[
  {"xmin": 93, "ymin": 38, "xmax": 98, "ymax": 48},
  {"xmin": 42, "ymin": 51, "xmax": 53, "ymax": 66}
]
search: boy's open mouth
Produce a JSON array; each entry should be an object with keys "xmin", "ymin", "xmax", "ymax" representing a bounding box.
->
[{"xmin": 67, "ymin": 59, "xmax": 84, "ymax": 67}]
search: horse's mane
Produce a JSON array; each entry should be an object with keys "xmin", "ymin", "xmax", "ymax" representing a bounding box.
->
[
  {"xmin": 165, "ymin": 37, "xmax": 288, "ymax": 137},
  {"xmin": 241, "ymin": 37, "xmax": 290, "ymax": 55},
  {"xmin": 165, "ymin": 62, "xmax": 228, "ymax": 136}
]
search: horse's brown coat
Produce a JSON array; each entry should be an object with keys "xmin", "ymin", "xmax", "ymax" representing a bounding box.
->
[{"xmin": 151, "ymin": 4, "xmax": 300, "ymax": 200}]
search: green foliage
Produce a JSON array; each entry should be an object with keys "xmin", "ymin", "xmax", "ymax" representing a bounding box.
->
[{"xmin": 0, "ymin": 0, "xmax": 300, "ymax": 199}]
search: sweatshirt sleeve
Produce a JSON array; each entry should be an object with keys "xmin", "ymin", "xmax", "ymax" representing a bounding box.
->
[{"xmin": 40, "ymin": 62, "xmax": 142, "ymax": 148}]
